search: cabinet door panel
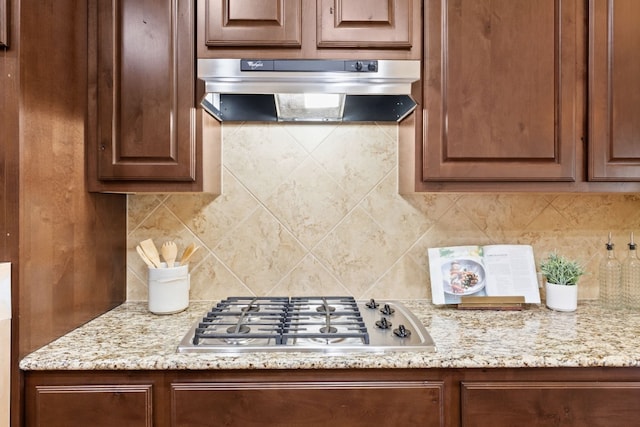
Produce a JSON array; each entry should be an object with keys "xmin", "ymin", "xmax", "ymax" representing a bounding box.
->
[
  {"xmin": 589, "ymin": 0, "xmax": 640, "ymax": 180},
  {"xmin": 462, "ymin": 381, "xmax": 640, "ymax": 426},
  {"xmin": 317, "ymin": 0, "xmax": 413, "ymax": 48},
  {"xmin": 0, "ymin": 0, "xmax": 6, "ymax": 47},
  {"xmin": 172, "ymin": 381, "xmax": 444, "ymax": 426},
  {"xmin": 423, "ymin": 0, "xmax": 576, "ymax": 181},
  {"xmin": 30, "ymin": 384, "xmax": 152, "ymax": 427},
  {"xmin": 204, "ymin": 0, "xmax": 301, "ymax": 47},
  {"xmin": 96, "ymin": 0, "xmax": 195, "ymax": 181}
]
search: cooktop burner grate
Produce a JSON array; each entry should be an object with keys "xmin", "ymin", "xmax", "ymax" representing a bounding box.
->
[
  {"xmin": 179, "ymin": 296, "xmax": 436, "ymax": 353},
  {"xmin": 192, "ymin": 296, "xmax": 370, "ymax": 345}
]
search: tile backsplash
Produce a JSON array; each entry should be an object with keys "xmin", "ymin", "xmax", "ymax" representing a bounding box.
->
[{"xmin": 127, "ymin": 122, "xmax": 640, "ymax": 301}]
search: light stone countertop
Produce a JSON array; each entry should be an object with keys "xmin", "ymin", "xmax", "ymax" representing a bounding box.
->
[{"xmin": 19, "ymin": 300, "xmax": 640, "ymax": 371}]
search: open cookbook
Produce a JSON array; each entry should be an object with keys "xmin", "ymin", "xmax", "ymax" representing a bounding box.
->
[{"xmin": 428, "ymin": 245, "xmax": 541, "ymax": 305}]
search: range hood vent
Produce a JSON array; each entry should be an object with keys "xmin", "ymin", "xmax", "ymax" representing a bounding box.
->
[{"xmin": 198, "ymin": 59, "xmax": 420, "ymax": 123}]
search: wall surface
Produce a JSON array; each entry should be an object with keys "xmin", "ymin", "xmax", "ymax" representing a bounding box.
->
[{"xmin": 127, "ymin": 122, "xmax": 640, "ymax": 301}]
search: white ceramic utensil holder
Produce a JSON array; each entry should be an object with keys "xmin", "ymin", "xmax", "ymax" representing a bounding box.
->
[{"xmin": 148, "ymin": 263, "xmax": 190, "ymax": 314}]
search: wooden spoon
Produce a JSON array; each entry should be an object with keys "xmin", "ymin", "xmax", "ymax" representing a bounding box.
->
[
  {"xmin": 161, "ymin": 241, "xmax": 178, "ymax": 268},
  {"xmin": 179, "ymin": 243, "xmax": 200, "ymax": 265},
  {"xmin": 136, "ymin": 245, "xmax": 155, "ymax": 268},
  {"xmin": 139, "ymin": 238, "xmax": 162, "ymax": 268}
]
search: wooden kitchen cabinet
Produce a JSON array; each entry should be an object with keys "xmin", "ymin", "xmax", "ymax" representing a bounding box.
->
[
  {"xmin": 317, "ymin": 0, "xmax": 414, "ymax": 49},
  {"xmin": 203, "ymin": 0, "xmax": 302, "ymax": 47},
  {"xmin": 421, "ymin": 0, "xmax": 578, "ymax": 183},
  {"xmin": 27, "ymin": 384, "xmax": 153, "ymax": 427},
  {"xmin": 588, "ymin": 0, "xmax": 640, "ymax": 181},
  {"xmin": 88, "ymin": 0, "xmax": 220, "ymax": 193},
  {"xmin": 171, "ymin": 379, "xmax": 444, "ymax": 426},
  {"xmin": 0, "ymin": 0, "xmax": 7, "ymax": 47},
  {"xmin": 198, "ymin": 0, "xmax": 421, "ymax": 60},
  {"xmin": 400, "ymin": 0, "xmax": 640, "ymax": 192},
  {"xmin": 24, "ymin": 372, "xmax": 162, "ymax": 427},
  {"xmin": 461, "ymin": 381, "xmax": 640, "ymax": 426},
  {"xmin": 24, "ymin": 368, "xmax": 640, "ymax": 427}
]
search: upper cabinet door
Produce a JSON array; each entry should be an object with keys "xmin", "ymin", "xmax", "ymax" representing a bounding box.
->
[
  {"xmin": 317, "ymin": 0, "xmax": 413, "ymax": 48},
  {"xmin": 589, "ymin": 0, "xmax": 640, "ymax": 181},
  {"xmin": 0, "ymin": 0, "xmax": 7, "ymax": 47},
  {"xmin": 204, "ymin": 0, "xmax": 301, "ymax": 47},
  {"xmin": 423, "ymin": 0, "xmax": 577, "ymax": 182},
  {"xmin": 92, "ymin": 0, "xmax": 196, "ymax": 183}
]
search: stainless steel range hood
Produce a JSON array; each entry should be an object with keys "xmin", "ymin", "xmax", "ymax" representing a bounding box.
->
[{"xmin": 197, "ymin": 59, "xmax": 420, "ymax": 122}]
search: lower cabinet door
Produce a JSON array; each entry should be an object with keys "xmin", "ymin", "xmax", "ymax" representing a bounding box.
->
[
  {"xmin": 172, "ymin": 380, "xmax": 444, "ymax": 426},
  {"xmin": 461, "ymin": 381, "xmax": 640, "ymax": 427},
  {"xmin": 27, "ymin": 384, "xmax": 153, "ymax": 427}
]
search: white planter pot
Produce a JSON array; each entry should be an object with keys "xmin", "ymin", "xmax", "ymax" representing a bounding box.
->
[{"xmin": 545, "ymin": 282, "xmax": 578, "ymax": 312}]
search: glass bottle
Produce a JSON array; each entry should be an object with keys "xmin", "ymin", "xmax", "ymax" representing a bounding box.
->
[
  {"xmin": 599, "ymin": 233, "xmax": 622, "ymax": 308},
  {"xmin": 622, "ymin": 232, "xmax": 640, "ymax": 309}
]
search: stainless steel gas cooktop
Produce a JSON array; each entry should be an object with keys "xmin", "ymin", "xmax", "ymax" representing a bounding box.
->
[{"xmin": 177, "ymin": 296, "xmax": 436, "ymax": 354}]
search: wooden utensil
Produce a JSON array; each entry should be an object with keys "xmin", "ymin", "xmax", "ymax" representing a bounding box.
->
[
  {"xmin": 161, "ymin": 241, "xmax": 178, "ymax": 267},
  {"xmin": 179, "ymin": 243, "xmax": 200, "ymax": 265},
  {"xmin": 139, "ymin": 238, "xmax": 162, "ymax": 268},
  {"xmin": 136, "ymin": 245, "xmax": 155, "ymax": 268}
]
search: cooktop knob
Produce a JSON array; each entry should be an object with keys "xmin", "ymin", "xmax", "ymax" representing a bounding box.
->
[
  {"xmin": 365, "ymin": 298, "xmax": 380, "ymax": 309},
  {"xmin": 375, "ymin": 317, "xmax": 392, "ymax": 329},
  {"xmin": 393, "ymin": 324, "xmax": 411, "ymax": 338},
  {"xmin": 380, "ymin": 304, "xmax": 395, "ymax": 315}
]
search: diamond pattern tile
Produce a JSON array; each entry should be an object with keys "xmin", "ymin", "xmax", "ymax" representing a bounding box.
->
[{"xmin": 127, "ymin": 122, "xmax": 640, "ymax": 301}]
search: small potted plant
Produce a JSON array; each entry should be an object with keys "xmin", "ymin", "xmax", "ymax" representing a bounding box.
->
[{"xmin": 539, "ymin": 252, "xmax": 586, "ymax": 312}]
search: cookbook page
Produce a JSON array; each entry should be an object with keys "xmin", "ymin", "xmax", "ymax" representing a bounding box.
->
[
  {"xmin": 482, "ymin": 245, "xmax": 541, "ymax": 303},
  {"xmin": 428, "ymin": 246, "xmax": 487, "ymax": 304}
]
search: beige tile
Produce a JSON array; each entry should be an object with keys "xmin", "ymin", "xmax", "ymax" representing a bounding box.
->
[
  {"xmin": 455, "ymin": 194, "xmax": 550, "ymax": 241},
  {"xmin": 366, "ymin": 254, "xmax": 431, "ymax": 300},
  {"xmin": 313, "ymin": 207, "xmax": 406, "ymax": 297},
  {"xmin": 213, "ymin": 206, "xmax": 307, "ymax": 293},
  {"xmin": 164, "ymin": 171, "xmax": 260, "ymax": 250},
  {"xmin": 283, "ymin": 123, "xmax": 339, "ymax": 153},
  {"xmin": 419, "ymin": 205, "xmax": 492, "ymax": 251},
  {"xmin": 127, "ymin": 123, "xmax": 640, "ymax": 303},
  {"xmin": 362, "ymin": 169, "xmax": 452, "ymax": 245},
  {"xmin": 550, "ymin": 194, "xmax": 640, "ymax": 229},
  {"xmin": 312, "ymin": 123, "xmax": 397, "ymax": 203},
  {"xmin": 189, "ymin": 254, "xmax": 250, "ymax": 300},
  {"xmin": 264, "ymin": 157, "xmax": 352, "ymax": 248},
  {"xmin": 223, "ymin": 123, "xmax": 309, "ymax": 199},
  {"xmin": 127, "ymin": 195, "xmax": 163, "ymax": 231},
  {"xmin": 270, "ymin": 255, "xmax": 349, "ymax": 296},
  {"xmin": 126, "ymin": 268, "xmax": 147, "ymax": 301}
]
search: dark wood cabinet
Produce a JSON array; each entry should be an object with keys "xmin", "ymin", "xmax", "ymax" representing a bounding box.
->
[
  {"xmin": 172, "ymin": 380, "xmax": 444, "ymax": 426},
  {"xmin": 461, "ymin": 381, "xmax": 640, "ymax": 426},
  {"xmin": 0, "ymin": 0, "xmax": 7, "ymax": 47},
  {"xmin": 317, "ymin": 0, "xmax": 414, "ymax": 49},
  {"xmin": 401, "ymin": 0, "xmax": 640, "ymax": 192},
  {"xmin": 198, "ymin": 0, "xmax": 421, "ymax": 60},
  {"xmin": 24, "ymin": 367, "xmax": 640, "ymax": 427},
  {"xmin": 28, "ymin": 384, "xmax": 153, "ymax": 427},
  {"xmin": 422, "ymin": 0, "xmax": 577, "ymax": 183},
  {"xmin": 203, "ymin": 0, "xmax": 301, "ymax": 47},
  {"xmin": 589, "ymin": 0, "xmax": 640, "ymax": 181},
  {"xmin": 88, "ymin": 0, "xmax": 220, "ymax": 193},
  {"xmin": 203, "ymin": 0, "xmax": 416, "ymax": 50}
]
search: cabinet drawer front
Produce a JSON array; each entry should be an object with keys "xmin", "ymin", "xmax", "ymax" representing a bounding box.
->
[
  {"xmin": 30, "ymin": 384, "xmax": 153, "ymax": 427},
  {"xmin": 172, "ymin": 380, "xmax": 444, "ymax": 426},
  {"xmin": 462, "ymin": 381, "xmax": 640, "ymax": 426}
]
